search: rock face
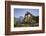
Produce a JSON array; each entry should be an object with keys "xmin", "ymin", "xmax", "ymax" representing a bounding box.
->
[
  {"xmin": 23, "ymin": 11, "xmax": 36, "ymax": 24},
  {"xmin": 24, "ymin": 11, "xmax": 33, "ymax": 18}
]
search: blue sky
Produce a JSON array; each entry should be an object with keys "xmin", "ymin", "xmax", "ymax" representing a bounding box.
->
[{"xmin": 14, "ymin": 8, "xmax": 39, "ymax": 18}]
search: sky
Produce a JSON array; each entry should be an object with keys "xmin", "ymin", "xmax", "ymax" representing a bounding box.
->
[{"xmin": 14, "ymin": 8, "xmax": 39, "ymax": 18}]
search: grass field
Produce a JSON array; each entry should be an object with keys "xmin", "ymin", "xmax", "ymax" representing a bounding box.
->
[{"xmin": 14, "ymin": 23, "xmax": 39, "ymax": 27}]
